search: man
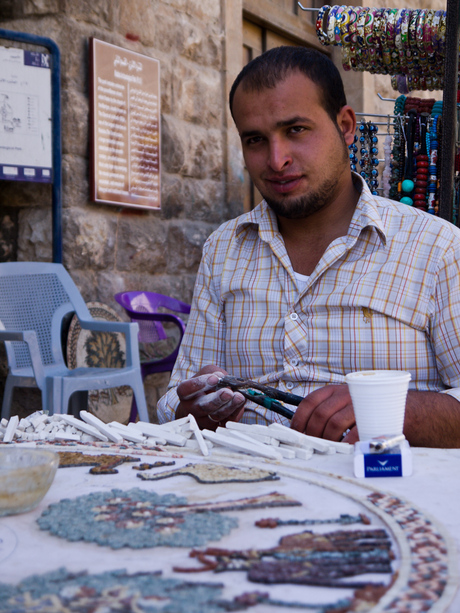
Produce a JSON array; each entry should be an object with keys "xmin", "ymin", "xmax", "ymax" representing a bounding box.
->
[{"xmin": 157, "ymin": 46, "xmax": 460, "ymax": 447}]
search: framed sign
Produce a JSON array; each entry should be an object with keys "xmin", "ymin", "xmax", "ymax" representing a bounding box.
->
[
  {"xmin": 89, "ymin": 38, "xmax": 161, "ymax": 209},
  {"xmin": 0, "ymin": 45, "xmax": 52, "ymax": 183}
]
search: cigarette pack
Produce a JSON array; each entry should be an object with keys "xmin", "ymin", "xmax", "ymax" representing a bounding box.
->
[{"xmin": 354, "ymin": 439, "xmax": 412, "ymax": 478}]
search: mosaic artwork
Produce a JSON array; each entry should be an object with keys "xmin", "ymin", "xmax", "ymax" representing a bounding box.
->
[
  {"xmin": 367, "ymin": 491, "xmax": 453, "ymax": 613},
  {"xmin": 255, "ymin": 513, "xmax": 371, "ymax": 528},
  {"xmin": 133, "ymin": 460, "xmax": 176, "ymax": 471},
  {"xmin": 0, "ymin": 568, "xmax": 354, "ymax": 613},
  {"xmin": 137, "ymin": 462, "xmax": 280, "ymax": 484},
  {"xmin": 57, "ymin": 451, "xmax": 140, "ymax": 474},
  {"xmin": 176, "ymin": 526, "xmax": 395, "ymax": 590},
  {"xmin": 37, "ymin": 489, "xmax": 301, "ymax": 549}
]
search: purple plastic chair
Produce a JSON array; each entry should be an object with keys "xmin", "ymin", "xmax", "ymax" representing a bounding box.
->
[{"xmin": 114, "ymin": 291, "xmax": 191, "ymax": 421}]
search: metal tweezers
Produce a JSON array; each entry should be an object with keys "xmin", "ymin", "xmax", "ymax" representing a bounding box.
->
[{"xmin": 216, "ymin": 376, "xmax": 304, "ymax": 420}]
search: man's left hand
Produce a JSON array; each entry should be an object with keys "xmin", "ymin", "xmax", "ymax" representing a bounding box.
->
[{"xmin": 290, "ymin": 384, "xmax": 358, "ymax": 443}]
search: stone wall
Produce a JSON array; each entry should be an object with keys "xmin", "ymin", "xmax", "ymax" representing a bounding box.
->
[{"xmin": 0, "ymin": 0, "xmax": 244, "ymax": 419}]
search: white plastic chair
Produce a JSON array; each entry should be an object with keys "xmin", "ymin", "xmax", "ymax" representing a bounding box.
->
[{"xmin": 0, "ymin": 262, "xmax": 149, "ymax": 422}]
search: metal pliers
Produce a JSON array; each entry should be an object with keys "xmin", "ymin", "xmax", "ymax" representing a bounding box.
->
[{"xmin": 216, "ymin": 376, "xmax": 304, "ymax": 420}]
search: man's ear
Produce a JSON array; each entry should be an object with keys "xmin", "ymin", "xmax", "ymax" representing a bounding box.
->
[{"xmin": 337, "ymin": 105, "xmax": 357, "ymax": 146}]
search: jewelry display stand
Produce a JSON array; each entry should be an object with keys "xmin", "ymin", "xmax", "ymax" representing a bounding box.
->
[{"xmin": 299, "ymin": 1, "xmax": 460, "ymax": 224}]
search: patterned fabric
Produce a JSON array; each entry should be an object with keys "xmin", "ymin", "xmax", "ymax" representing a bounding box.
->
[{"xmin": 157, "ymin": 176, "xmax": 460, "ymax": 424}]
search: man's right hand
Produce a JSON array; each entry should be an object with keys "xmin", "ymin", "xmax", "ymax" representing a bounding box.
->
[{"xmin": 175, "ymin": 365, "xmax": 246, "ymax": 430}]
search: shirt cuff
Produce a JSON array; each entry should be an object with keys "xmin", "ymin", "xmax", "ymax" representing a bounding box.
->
[
  {"xmin": 441, "ymin": 388, "xmax": 460, "ymax": 403},
  {"xmin": 156, "ymin": 388, "xmax": 180, "ymax": 424}
]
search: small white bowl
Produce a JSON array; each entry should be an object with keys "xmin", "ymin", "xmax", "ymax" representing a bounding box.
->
[{"xmin": 0, "ymin": 447, "xmax": 59, "ymax": 516}]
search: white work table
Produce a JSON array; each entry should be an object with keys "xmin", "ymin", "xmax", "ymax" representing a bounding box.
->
[{"xmin": 0, "ymin": 442, "xmax": 458, "ymax": 612}]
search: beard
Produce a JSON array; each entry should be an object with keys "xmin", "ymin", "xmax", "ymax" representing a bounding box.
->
[
  {"xmin": 262, "ymin": 175, "xmax": 342, "ymax": 220},
  {"xmin": 261, "ymin": 134, "xmax": 350, "ymax": 220}
]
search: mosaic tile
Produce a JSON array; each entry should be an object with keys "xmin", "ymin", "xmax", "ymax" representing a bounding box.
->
[
  {"xmin": 57, "ymin": 451, "xmax": 140, "ymax": 474},
  {"xmin": 137, "ymin": 462, "xmax": 279, "ymax": 484},
  {"xmin": 37, "ymin": 489, "xmax": 300, "ymax": 550},
  {"xmin": 367, "ymin": 492, "xmax": 452, "ymax": 613},
  {"xmin": 0, "ymin": 568, "xmax": 355, "ymax": 613},
  {"xmin": 176, "ymin": 526, "xmax": 394, "ymax": 592}
]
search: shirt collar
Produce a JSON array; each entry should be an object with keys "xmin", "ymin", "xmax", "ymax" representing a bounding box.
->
[{"xmin": 234, "ymin": 173, "xmax": 388, "ymax": 246}]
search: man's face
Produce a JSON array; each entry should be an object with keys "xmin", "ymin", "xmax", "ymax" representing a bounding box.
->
[{"xmin": 232, "ymin": 71, "xmax": 355, "ymax": 220}]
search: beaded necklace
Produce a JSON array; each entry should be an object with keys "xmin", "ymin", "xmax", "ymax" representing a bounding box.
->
[
  {"xmin": 427, "ymin": 100, "xmax": 443, "ymax": 215},
  {"xmin": 413, "ymin": 113, "xmax": 430, "ymax": 212},
  {"xmin": 313, "ymin": 6, "xmax": 450, "ymax": 92},
  {"xmin": 400, "ymin": 109, "xmax": 417, "ymax": 205},
  {"xmin": 389, "ymin": 96, "xmax": 406, "ymax": 201}
]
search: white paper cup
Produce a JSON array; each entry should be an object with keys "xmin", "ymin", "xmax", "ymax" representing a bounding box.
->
[{"xmin": 345, "ymin": 370, "xmax": 411, "ymax": 441}]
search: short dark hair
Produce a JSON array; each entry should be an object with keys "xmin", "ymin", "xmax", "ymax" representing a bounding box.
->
[{"xmin": 229, "ymin": 46, "xmax": 347, "ymax": 125}]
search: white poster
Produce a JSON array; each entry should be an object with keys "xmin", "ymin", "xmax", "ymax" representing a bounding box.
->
[{"xmin": 0, "ymin": 45, "xmax": 52, "ymax": 183}]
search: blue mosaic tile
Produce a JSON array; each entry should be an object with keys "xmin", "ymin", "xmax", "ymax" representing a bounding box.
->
[{"xmin": 37, "ymin": 488, "xmax": 238, "ymax": 549}]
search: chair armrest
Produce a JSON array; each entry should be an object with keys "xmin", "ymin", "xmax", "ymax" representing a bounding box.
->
[
  {"xmin": 0, "ymin": 329, "xmax": 46, "ymax": 386},
  {"xmin": 123, "ymin": 311, "xmax": 187, "ymax": 335},
  {"xmin": 77, "ymin": 319, "xmax": 141, "ymax": 368},
  {"xmin": 78, "ymin": 319, "xmax": 137, "ymax": 335}
]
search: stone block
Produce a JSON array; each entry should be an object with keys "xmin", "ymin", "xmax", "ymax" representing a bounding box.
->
[
  {"xmin": 58, "ymin": 24, "xmax": 91, "ymax": 92},
  {"xmin": 0, "ymin": 179, "xmax": 51, "ymax": 209},
  {"xmin": 161, "ymin": 175, "xmax": 225, "ymax": 223},
  {"xmin": 22, "ymin": 0, "xmax": 60, "ymax": 15},
  {"xmin": 119, "ymin": 0, "xmax": 156, "ymax": 46},
  {"xmin": 163, "ymin": 119, "xmax": 223, "ymax": 181},
  {"xmin": 62, "ymin": 208, "xmax": 118, "ymax": 270},
  {"xmin": 0, "ymin": 210, "xmax": 18, "ymax": 262},
  {"xmin": 61, "ymin": 90, "xmax": 89, "ymax": 157},
  {"xmin": 153, "ymin": 9, "xmax": 222, "ymax": 68},
  {"xmin": 161, "ymin": 115, "xmax": 186, "ymax": 174},
  {"xmin": 173, "ymin": 60, "xmax": 222, "ymax": 126},
  {"xmin": 17, "ymin": 208, "xmax": 53, "ymax": 262},
  {"xmin": 182, "ymin": 178, "xmax": 225, "ymax": 223},
  {"xmin": 115, "ymin": 212, "xmax": 168, "ymax": 274},
  {"xmin": 166, "ymin": 221, "xmax": 212, "ymax": 273},
  {"xmin": 62, "ymin": 0, "xmax": 116, "ymax": 28},
  {"xmin": 68, "ymin": 266, "xmax": 97, "ymax": 303},
  {"xmin": 183, "ymin": 125, "xmax": 223, "ymax": 181},
  {"xmin": 157, "ymin": 54, "xmax": 173, "ymax": 116},
  {"xmin": 160, "ymin": 174, "xmax": 186, "ymax": 219},
  {"xmin": 62, "ymin": 155, "xmax": 89, "ymax": 210}
]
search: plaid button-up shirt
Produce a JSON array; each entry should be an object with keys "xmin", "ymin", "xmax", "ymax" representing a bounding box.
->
[{"xmin": 157, "ymin": 177, "xmax": 460, "ymax": 425}]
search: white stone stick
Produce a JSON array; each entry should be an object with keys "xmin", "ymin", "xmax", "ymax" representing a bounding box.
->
[
  {"xmin": 225, "ymin": 422, "xmax": 271, "ymax": 435},
  {"xmin": 143, "ymin": 436, "xmax": 168, "ymax": 446},
  {"xmin": 185, "ymin": 438, "xmax": 213, "ymax": 450},
  {"xmin": 131, "ymin": 421, "xmax": 187, "ymax": 447},
  {"xmin": 277, "ymin": 445, "xmax": 296, "ymax": 459},
  {"xmin": 107, "ymin": 422, "xmax": 146, "ymax": 444},
  {"xmin": 216, "ymin": 426, "xmax": 266, "ymax": 447},
  {"xmin": 268, "ymin": 423, "xmax": 332, "ymax": 453},
  {"xmin": 202, "ymin": 429, "xmax": 282, "ymax": 461},
  {"xmin": 80, "ymin": 411, "xmax": 123, "ymax": 443},
  {"xmin": 188, "ymin": 414, "xmax": 209, "ymax": 456},
  {"xmin": 3, "ymin": 415, "xmax": 19, "ymax": 442},
  {"xmin": 326, "ymin": 440, "xmax": 353, "ymax": 454},
  {"xmin": 55, "ymin": 431, "xmax": 81, "ymax": 441},
  {"xmin": 160, "ymin": 415, "xmax": 193, "ymax": 430},
  {"xmin": 279, "ymin": 444, "xmax": 314, "ymax": 460},
  {"xmin": 57, "ymin": 414, "xmax": 109, "ymax": 442}
]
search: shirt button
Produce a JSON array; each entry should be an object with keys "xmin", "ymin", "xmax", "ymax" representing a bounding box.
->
[
  {"xmin": 291, "ymin": 358, "xmax": 299, "ymax": 367},
  {"xmin": 286, "ymin": 382, "xmax": 295, "ymax": 390},
  {"xmin": 290, "ymin": 312, "xmax": 298, "ymax": 321}
]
